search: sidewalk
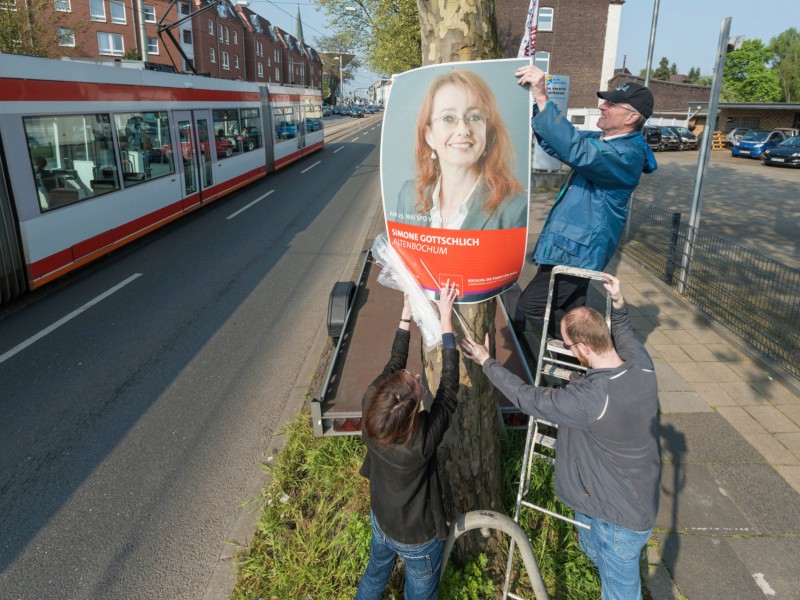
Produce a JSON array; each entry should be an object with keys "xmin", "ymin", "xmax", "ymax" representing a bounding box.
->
[{"xmin": 606, "ymin": 254, "xmax": 800, "ymax": 600}]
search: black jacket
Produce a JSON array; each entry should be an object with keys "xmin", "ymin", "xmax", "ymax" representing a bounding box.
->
[{"xmin": 359, "ymin": 329, "xmax": 460, "ymax": 543}]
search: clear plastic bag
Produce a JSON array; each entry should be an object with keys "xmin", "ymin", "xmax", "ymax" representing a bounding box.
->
[{"xmin": 371, "ymin": 233, "xmax": 441, "ymax": 350}]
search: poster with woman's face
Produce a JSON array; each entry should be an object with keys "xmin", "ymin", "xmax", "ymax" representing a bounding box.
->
[{"xmin": 380, "ymin": 59, "xmax": 532, "ymax": 303}]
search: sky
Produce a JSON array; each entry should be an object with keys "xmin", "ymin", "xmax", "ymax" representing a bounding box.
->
[
  {"xmin": 245, "ymin": 0, "xmax": 797, "ymax": 88},
  {"xmin": 615, "ymin": 0, "xmax": 797, "ymax": 77}
]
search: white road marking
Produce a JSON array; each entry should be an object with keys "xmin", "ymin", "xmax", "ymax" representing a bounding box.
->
[
  {"xmin": 351, "ymin": 136, "xmax": 360, "ymax": 141},
  {"xmin": 301, "ymin": 161, "xmax": 322, "ymax": 174},
  {"xmin": 0, "ymin": 273, "xmax": 143, "ymax": 365},
  {"xmin": 226, "ymin": 190, "xmax": 275, "ymax": 220},
  {"xmin": 333, "ymin": 146, "xmax": 344, "ymax": 153},
  {"xmin": 753, "ymin": 573, "xmax": 776, "ymax": 596}
]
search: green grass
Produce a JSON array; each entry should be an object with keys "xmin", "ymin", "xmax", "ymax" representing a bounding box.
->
[{"xmin": 231, "ymin": 412, "xmax": 604, "ymax": 599}]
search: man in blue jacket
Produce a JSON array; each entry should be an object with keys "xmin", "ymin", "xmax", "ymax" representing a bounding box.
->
[{"xmin": 514, "ymin": 65, "xmax": 657, "ymax": 337}]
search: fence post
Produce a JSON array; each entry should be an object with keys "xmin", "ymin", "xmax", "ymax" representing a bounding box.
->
[{"xmin": 665, "ymin": 212, "xmax": 681, "ymax": 285}]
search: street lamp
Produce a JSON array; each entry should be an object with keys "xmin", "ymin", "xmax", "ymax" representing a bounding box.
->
[{"xmin": 335, "ymin": 55, "xmax": 344, "ymax": 102}]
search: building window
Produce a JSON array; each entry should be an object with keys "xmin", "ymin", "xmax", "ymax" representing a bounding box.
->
[
  {"xmin": 221, "ymin": 51, "xmax": 229, "ymax": 70},
  {"xmin": 182, "ymin": 29, "xmax": 192, "ymax": 45},
  {"xmin": 98, "ymin": 32, "xmax": 124, "ymax": 55},
  {"xmin": 234, "ymin": 55, "xmax": 239, "ymax": 69},
  {"xmin": 178, "ymin": 1, "xmax": 189, "ymax": 15},
  {"xmin": 538, "ymin": 7, "xmax": 554, "ymax": 32},
  {"xmin": 143, "ymin": 5, "xmax": 155, "ymax": 22},
  {"xmin": 257, "ymin": 62, "xmax": 263, "ymax": 78},
  {"xmin": 208, "ymin": 19, "xmax": 213, "ymax": 35},
  {"xmin": 110, "ymin": 0, "xmax": 125, "ymax": 24},
  {"xmin": 534, "ymin": 50, "xmax": 550, "ymax": 73},
  {"xmin": 275, "ymin": 66, "xmax": 279, "ymax": 80},
  {"xmin": 147, "ymin": 37, "xmax": 158, "ymax": 54},
  {"xmin": 54, "ymin": 0, "xmax": 71, "ymax": 11},
  {"xmin": 57, "ymin": 27, "xmax": 75, "ymax": 46},
  {"xmin": 210, "ymin": 47, "xmax": 216, "ymax": 63},
  {"xmin": 233, "ymin": 31, "xmax": 238, "ymax": 45},
  {"xmin": 218, "ymin": 24, "xmax": 223, "ymax": 42},
  {"xmin": 90, "ymin": 0, "xmax": 105, "ymax": 21},
  {"xmin": 224, "ymin": 26, "xmax": 229, "ymax": 44}
]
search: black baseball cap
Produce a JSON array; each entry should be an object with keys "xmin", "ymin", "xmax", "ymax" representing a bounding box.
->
[{"xmin": 597, "ymin": 82, "xmax": 654, "ymax": 119}]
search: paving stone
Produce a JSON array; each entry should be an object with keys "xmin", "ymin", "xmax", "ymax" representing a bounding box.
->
[
  {"xmin": 659, "ymin": 391, "xmax": 712, "ymax": 413},
  {"xmin": 728, "ymin": 537, "xmax": 800, "ymax": 600},
  {"xmin": 744, "ymin": 405, "xmax": 800, "ymax": 433},
  {"xmin": 671, "ymin": 360, "xmax": 741, "ymax": 384},
  {"xmin": 686, "ymin": 328, "xmax": 727, "ymax": 345},
  {"xmin": 774, "ymin": 465, "xmax": 800, "ymax": 495},
  {"xmin": 719, "ymin": 381, "xmax": 770, "ymax": 405},
  {"xmin": 709, "ymin": 463, "xmax": 800, "ymax": 534},
  {"xmin": 648, "ymin": 343, "xmax": 691, "ymax": 362},
  {"xmin": 679, "ymin": 344, "xmax": 718, "ymax": 362},
  {"xmin": 741, "ymin": 432, "xmax": 800, "ymax": 466},
  {"xmin": 715, "ymin": 406, "xmax": 767, "ymax": 434},
  {"xmin": 702, "ymin": 342, "xmax": 745, "ymax": 361},
  {"xmin": 653, "ymin": 534, "xmax": 765, "ymax": 600},
  {"xmin": 642, "ymin": 329, "xmax": 674, "ymax": 345},
  {"xmin": 777, "ymin": 404, "xmax": 800, "ymax": 426},
  {"xmin": 775, "ymin": 432, "xmax": 800, "ymax": 459},
  {"xmin": 663, "ymin": 329, "xmax": 703, "ymax": 345},
  {"xmin": 749, "ymin": 379, "xmax": 800, "ymax": 405},
  {"xmin": 692, "ymin": 382, "xmax": 738, "ymax": 406},
  {"xmin": 652, "ymin": 359, "xmax": 693, "ymax": 392}
]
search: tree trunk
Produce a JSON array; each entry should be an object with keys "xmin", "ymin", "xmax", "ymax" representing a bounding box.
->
[
  {"xmin": 415, "ymin": 0, "xmax": 505, "ymax": 560},
  {"xmin": 416, "ymin": 0, "xmax": 500, "ymax": 65}
]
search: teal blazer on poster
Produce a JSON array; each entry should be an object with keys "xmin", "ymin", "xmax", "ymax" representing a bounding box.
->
[{"xmin": 393, "ymin": 179, "xmax": 528, "ymax": 230}]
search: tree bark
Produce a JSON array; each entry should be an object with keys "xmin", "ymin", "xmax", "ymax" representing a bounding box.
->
[
  {"xmin": 415, "ymin": 0, "xmax": 505, "ymax": 560},
  {"xmin": 416, "ymin": 0, "xmax": 500, "ymax": 65}
]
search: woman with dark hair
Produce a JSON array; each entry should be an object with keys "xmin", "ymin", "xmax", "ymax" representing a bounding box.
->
[
  {"xmin": 394, "ymin": 69, "xmax": 527, "ymax": 230},
  {"xmin": 356, "ymin": 281, "xmax": 460, "ymax": 600}
]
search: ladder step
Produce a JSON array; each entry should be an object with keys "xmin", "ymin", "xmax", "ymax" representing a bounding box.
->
[
  {"xmin": 533, "ymin": 432, "xmax": 556, "ymax": 449},
  {"xmin": 540, "ymin": 363, "xmax": 577, "ymax": 381},
  {"xmin": 546, "ymin": 337, "xmax": 573, "ymax": 356}
]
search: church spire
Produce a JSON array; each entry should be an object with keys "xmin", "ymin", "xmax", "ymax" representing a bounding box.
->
[{"xmin": 295, "ymin": 4, "xmax": 305, "ymax": 44}]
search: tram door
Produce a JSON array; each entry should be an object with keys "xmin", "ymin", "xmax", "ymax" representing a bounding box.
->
[
  {"xmin": 297, "ymin": 105, "xmax": 307, "ymax": 150},
  {"xmin": 173, "ymin": 110, "xmax": 214, "ymax": 202}
]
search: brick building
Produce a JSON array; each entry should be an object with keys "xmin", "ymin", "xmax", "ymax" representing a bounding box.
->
[
  {"xmin": 495, "ymin": 0, "xmax": 625, "ymax": 110},
  {"xmin": 29, "ymin": 0, "xmax": 321, "ymax": 88}
]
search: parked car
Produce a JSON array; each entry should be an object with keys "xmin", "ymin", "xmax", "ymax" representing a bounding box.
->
[
  {"xmin": 351, "ymin": 105, "xmax": 365, "ymax": 118},
  {"xmin": 668, "ymin": 126, "xmax": 698, "ymax": 150},
  {"xmin": 655, "ymin": 126, "xmax": 680, "ymax": 151},
  {"xmin": 643, "ymin": 126, "xmax": 662, "ymax": 151},
  {"xmin": 762, "ymin": 136, "xmax": 800, "ymax": 168},
  {"xmin": 725, "ymin": 128, "xmax": 751, "ymax": 148},
  {"xmin": 731, "ymin": 129, "xmax": 788, "ymax": 159},
  {"xmin": 322, "ymin": 104, "xmax": 332, "ymax": 117}
]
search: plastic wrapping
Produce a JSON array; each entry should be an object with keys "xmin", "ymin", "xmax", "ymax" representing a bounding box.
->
[{"xmin": 371, "ymin": 233, "xmax": 442, "ymax": 350}]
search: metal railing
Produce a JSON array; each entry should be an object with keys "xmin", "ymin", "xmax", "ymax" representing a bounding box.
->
[{"xmin": 620, "ymin": 199, "xmax": 800, "ymax": 381}]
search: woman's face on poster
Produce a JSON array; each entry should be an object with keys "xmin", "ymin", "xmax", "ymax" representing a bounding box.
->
[{"xmin": 423, "ymin": 83, "xmax": 487, "ymax": 172}]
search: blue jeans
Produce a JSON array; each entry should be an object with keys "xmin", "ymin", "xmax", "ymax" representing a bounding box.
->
[
  {"xmin": 574, "ymin": 512, "xmax": 652, "ymax": 600},
  {"xmin": 355, "ymin": 511, "xmax": 443, "ymax": 600}
]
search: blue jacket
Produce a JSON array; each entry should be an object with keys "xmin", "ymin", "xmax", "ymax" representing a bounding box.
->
[{"xmin": 531, "ymin": 102, "xmax": 657, "ymax": 270}]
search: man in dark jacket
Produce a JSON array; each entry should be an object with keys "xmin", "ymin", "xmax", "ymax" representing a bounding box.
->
[
  {"xmin": 462, "ymin": 274, "xmax": 660, "ymax": 600},
  {"xmin": 514, "ymin": 65, "xmax": 657, "ymax": 337}
]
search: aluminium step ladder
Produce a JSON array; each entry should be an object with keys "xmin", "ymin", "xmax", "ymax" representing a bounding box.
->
[{"xmin": 502, "ymin": 266, "xmax": 612, "ymax": 600}]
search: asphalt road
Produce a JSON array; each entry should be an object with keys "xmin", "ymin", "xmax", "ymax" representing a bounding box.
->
[
  {"xmin": 0, "ymin": 114, "xmax": 384, "ymax": 599},
  {"xmin": 630, "ymin": 148, "xmax": 800, "ymax": 269}
]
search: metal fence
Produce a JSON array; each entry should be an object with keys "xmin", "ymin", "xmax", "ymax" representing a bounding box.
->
[{"xmin": 619, "ymin": 199, "xmax": 800, "ymax": 381}]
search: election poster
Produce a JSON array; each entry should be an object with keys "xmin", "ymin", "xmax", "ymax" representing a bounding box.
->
[{"xmin": 380, "ymin": 59, "xmax": 532, "ymax": 303}]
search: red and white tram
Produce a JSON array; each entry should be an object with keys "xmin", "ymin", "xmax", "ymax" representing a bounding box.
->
[{"xmin": 0, "ymin": 54, "xmax": 323, "ymax": 303}]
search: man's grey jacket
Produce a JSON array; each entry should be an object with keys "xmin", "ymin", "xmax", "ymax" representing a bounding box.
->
[{"xmin": 483, "ymin": 305, "xmax": 661, "ymax": 531}]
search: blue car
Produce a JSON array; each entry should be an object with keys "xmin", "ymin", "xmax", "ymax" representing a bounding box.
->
[{"xmin": 731, "ymin": 130, "xmax": 788, "ymax": 159}]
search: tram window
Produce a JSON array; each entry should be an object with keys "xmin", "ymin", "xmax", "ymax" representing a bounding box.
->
[
  {"xmin": 113, "ymin": 111, "xmax": 175, "ymax": 186},
  {"xmin": 273, "ymin": 107, "xmax": 297, "ymax": 140},
  {"xmin": 212, "ymin": 108, "xmax": 241, "ymax": 157},
  {"xmin": 240, "ymin": 108, "xmax": 261, "ymax": 152},
  {"xmin": 305, "ymin": 104, "xmax": 322, "ymax": 133},
  {"xmin": 24, "ymin": 113, "xmax": 119, "ymax": 212}
]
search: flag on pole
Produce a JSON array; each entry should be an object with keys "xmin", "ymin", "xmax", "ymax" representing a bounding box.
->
[{"xmin": 517, "ymin": 0, "xmax": 540, "ymax": 58}]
